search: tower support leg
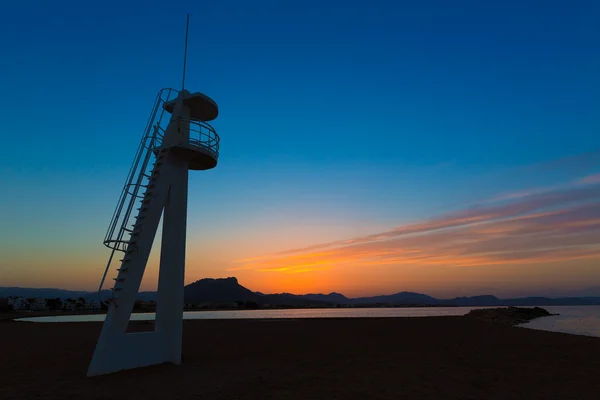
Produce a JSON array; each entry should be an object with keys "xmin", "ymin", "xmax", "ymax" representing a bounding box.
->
[
  {"xmin": 155, "ymin": 155, "xmax": 189, "ymax": 364},
  {"xmin": 87, "ymin": 154, "xmax": 188, "ymax": 377}
]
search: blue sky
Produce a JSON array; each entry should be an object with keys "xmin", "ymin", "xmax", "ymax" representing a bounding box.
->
[{"xmin": 1, "ymin": 0, "xmax": 599, "ymax": 296}]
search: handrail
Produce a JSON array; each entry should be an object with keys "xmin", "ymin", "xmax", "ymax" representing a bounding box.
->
[
  {"xmin": 97, "ymin": 88, "xmax": 179, "ymax": 306},
  {"xmin": 154, "ymin": 118, "xmax": 220, "ymax": 158},
  {"xmin": 97, "ymin": 88, "xmax": 219, "ymax": 306}
]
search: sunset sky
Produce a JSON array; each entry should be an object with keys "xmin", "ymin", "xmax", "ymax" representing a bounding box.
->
[{"xmin": 1, "ymin": 0, "xmax": 599, "ymax": 298}]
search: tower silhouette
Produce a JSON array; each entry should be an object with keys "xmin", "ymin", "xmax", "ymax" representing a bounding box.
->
[{"xmin": 87, "ymin": 15, "xmax": 219, "ymax": 376}]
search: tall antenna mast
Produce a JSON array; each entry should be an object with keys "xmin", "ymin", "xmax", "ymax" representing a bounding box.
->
[{"xmin": 182, "ymin": 13, "xmax": 190, "ymax": 91}]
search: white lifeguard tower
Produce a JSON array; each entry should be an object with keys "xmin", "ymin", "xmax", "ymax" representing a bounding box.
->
[{"xmin": 87, "ymin": 15, "xmax": 219, "ymax": 377}]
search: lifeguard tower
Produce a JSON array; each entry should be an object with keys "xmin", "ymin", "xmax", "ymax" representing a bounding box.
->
[{"xmin": 87, "ymin": 15, "xmax": 219, "ymax": 376}]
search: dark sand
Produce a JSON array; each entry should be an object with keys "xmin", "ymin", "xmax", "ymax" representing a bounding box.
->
[{"xmin": 1, "ymin": 317, "xmax": 600, "ymax": 400}]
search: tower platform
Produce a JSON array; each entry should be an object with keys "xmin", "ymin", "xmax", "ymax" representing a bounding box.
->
[
  {"xmin": 163, "ymin": 91, "xmax": 218, "ymax": 121},
  {"xmin": 153, "ymin": 118, "xmax": 219, "ymax": 170}
]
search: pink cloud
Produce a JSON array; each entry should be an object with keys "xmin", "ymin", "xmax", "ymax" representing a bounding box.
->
[
  {"xmin": 232, "ymin": 174, "xmax": 600, "ymax": 274},
  {"xmin": 578, "ymin": 173, "xmax": 600, "ymax": 185}
]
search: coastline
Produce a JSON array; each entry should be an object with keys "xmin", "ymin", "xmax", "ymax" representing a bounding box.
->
[{"xmin": 1, "ymin": 305, "xmax": 465, "ymax": 322}]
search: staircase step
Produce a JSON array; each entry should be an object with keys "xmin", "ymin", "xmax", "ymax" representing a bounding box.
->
[
  {"xmin": 117, "ymin": 267, "xmax": 129, "ymax": 272},
  {"xmin": 113, "ymin": 278, "xmax": 125, "ymax": 282}
]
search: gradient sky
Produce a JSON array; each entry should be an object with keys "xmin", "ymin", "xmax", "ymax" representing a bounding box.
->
[{"xmin": 1, "ymin": 0, "xmax": 599, "ymax": 298}]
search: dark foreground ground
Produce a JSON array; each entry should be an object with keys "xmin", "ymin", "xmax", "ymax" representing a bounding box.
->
[{"xmin": 1, "ymin": 317, "xmax": 600, "ymax": 400}]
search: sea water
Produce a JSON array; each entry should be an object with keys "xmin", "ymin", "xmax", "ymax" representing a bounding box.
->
[
  {"xmin": 15, "ymin": 305, "xmax": 600, "ymax": 338},
  {"xmin": 518, "ymin": 305, "xmax": 600, "ymax": 337}
]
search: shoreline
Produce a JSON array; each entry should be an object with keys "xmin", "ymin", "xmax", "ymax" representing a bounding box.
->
[
  {"xmin": 6, "ymin": 304, "xmax": 598, "ymax": 323},
  {"xmin": 12, "ymin": 306, "xmax": 599, "ymax": 340},
  {"xmin": 2, "ymin": 304, "xmax": 571, "ymax": 321},
  {"xmin": 2, "ymin": 305, "xmax": 472, "ymax": 322}
]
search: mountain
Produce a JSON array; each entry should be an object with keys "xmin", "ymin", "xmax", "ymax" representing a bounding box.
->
[
  {"xmin": 184, "ymin": 277, "xmax": 258, "ymax": 303},
  {"xmin": 442, "ymin": 295, "xmax": 600, "ymax": 306},
  {"xmin": 442, "ymin": 295, "xmax": 502, "ymax": 306},
  {"xmin": 260, "ymin": 293, "xmax": 331, "ymax": 306},
  {"xmin": 183, "ymin": 278, "xmax": 331, "ymax": 306},
  {"xmin": 0, "ymin": 287, "xmax": 95, "ymax": 300},
  {"xmin": 299, "ymin": 292, "xmax": 350, "ymax": 304},
  {"xmin": 4, "ymin": 279, "xmax": 600, "ymax": 307},
  {"xmin": 0, "ymin": 287, "xmax": 157, "ymax": 301},
  {"xmin": 351, "ymin": 291, "xmax": 439, "ymax": 305}
]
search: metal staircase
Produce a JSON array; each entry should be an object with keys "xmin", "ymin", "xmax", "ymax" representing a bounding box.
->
[
  {"xmin": 97, "ymin": 88, "xmax": 178, "ymax": 306},
  {"xmin": 97, "ymin": 88, "xmax": 220, "ymax": 307}
]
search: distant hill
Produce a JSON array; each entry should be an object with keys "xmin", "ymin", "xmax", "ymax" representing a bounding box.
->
[
  {"xmin": 442, "ymin": 295, "xmax": 502, "ymax": 306},
  {"xmin": 351, "ymin": 291, "xmax": 439, "ymax": 305},
  {"xmin": 3, "ymin": 279, "xmax": 600, "ymax": 307},
  {"xmin": 259, "ymin": 293, "xmax": 330, "ymax": 306},
  {"xmin": 184, "ymin": 277, "xmax": 258, "ymax": 303},
  {"xmin": 183, "ymin": 278, "xmax": 330, "ymax": 306},
  {"xmin": 0, "ymin": 287, "xmax": 156, "ymax": 301},
  {"xmin": 442, "ymin": 296, "xmax": 600, "ymax": 307},
  {"xmin": 0, "ymin": 287, "xmax": 95, "ymax": 300},
  {"xmin": 299, "ymin": 292, "xmax": 350, "ymax": 304}
]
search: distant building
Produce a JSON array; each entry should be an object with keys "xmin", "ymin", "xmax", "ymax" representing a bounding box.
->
[
  {"xmin": 85, "ymin": 300, "xmax": 101, "ymax": 311},
  {"xmin": 62, "ymin": 300, "xmax": 77, "ymax": 312},
  {"xmin": 60, "ymin": 298, "xmax": 100, "ymax": 312},
  {"xmin": 29, "ymin": 298, "xmax": 48, "ymax": 311},
  {"xmin": 8, "ymin": 297, "xmax": 29, "ymax": 311}
]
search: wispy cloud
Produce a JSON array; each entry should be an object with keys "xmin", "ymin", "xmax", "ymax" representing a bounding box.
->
[
  {"xmin": 578, "ymin": 173, "xmax": 600, "ymax": 185},
  {"xmin": 232, "ymin": 173, "xmax": 600, "ymax": 274}
]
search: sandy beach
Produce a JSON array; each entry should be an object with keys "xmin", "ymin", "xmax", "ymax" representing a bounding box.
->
[{"xmin": 1, "ymin": 317, "xmax": 600, "ymax": 399}]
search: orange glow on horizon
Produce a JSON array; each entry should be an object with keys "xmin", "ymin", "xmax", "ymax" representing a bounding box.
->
[
  {"xmin": 223, "ymin": 177, "xmax": 600, "ymax": 296},
  {"xmin": 3, "ymin": 171, "xmax": 600, "ymax": 298}
]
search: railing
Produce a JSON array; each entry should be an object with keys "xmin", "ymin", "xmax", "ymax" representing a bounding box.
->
[
  {"xmin": 154, "ymin": 118, "xmax": 220, "ymax": 159},
  {"xmin": 98, "ymin": 88, "xmax": 179, "ymax": 304},
  {"xmin": 102, "ymin": 88, "xmax": 178, "ymax": 251},
  {"xmin": 189, "ymin": 119, "xmax": 220, "ymax": 159}
]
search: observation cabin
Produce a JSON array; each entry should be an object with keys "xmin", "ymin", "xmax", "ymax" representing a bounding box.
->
[{"xmin": 158, "ymin": 89, "xmax": 220, "ymax": 170}]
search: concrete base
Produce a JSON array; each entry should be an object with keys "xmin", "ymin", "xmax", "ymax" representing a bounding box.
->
[{"xmin": 87, "ymin": 331, "xmax": 178, "ymax": 376}]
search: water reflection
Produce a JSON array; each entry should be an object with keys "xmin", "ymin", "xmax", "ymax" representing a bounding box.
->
[
  {"xmin": 519, "ymin": 306, "xmax": 600, "ymax": 337},
  {"xmin": 16, "ymin": 305, "xmax": 600, "ymax": 338}
]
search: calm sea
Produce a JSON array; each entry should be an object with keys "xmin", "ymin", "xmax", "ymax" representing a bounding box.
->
[
  {"xmin": 16, "ymin": 305, "xmax": 600, "ymax": 338},
  {"xmin": 518, "ymin": 305, "xmax": 600, "ymax": 338}
]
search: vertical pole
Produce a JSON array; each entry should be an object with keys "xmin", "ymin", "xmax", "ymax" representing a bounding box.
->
[{"xmin": 181, "ymin": 14, "xmax": 190, "ymax": 91}]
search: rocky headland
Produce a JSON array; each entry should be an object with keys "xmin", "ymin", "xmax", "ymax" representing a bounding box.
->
[{"xmin": 464, "ymin": 306, "xmax": 557, "ymax": 325}]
